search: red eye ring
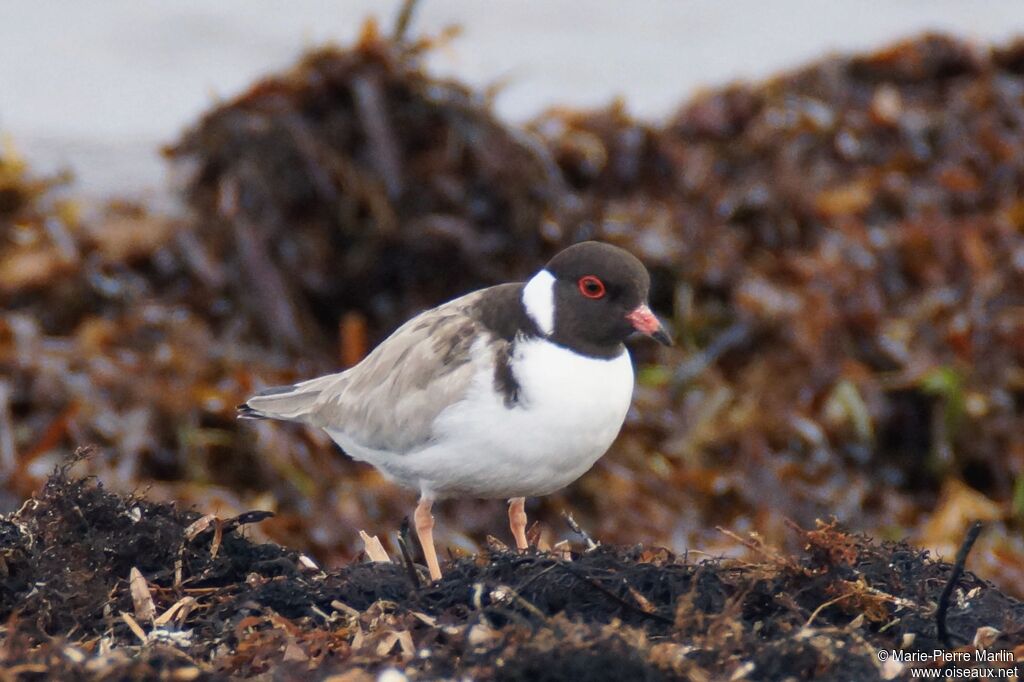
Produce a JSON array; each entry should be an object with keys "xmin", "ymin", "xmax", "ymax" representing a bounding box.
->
[{"xmin": 578, "ymin": 275, "xmax": 606, "ymax": 299}]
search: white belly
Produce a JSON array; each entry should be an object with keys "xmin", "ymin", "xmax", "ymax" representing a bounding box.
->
[{"xmin": 332, "ymin": 337, "xmax": 634, "ymax": 499}]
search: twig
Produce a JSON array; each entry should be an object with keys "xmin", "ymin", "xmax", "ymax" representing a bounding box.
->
[
  {"xmin": 184, "ymin": 514, "xmax": 217, "ymax": 541},
  {"xmin": 936, "ymin": 521, "xmax": 983, "ymax": 647},
  {"xmin": 392, "ymin": 0, "xmax": 420, "ymax": 42},
  {"xmin": 352, "ymin": 73, "xmax": 405, "ymax": 199},
  {"xmin": 716, "ymin": 527, "xmax": 761, "ymax": 552},
  {"xmin": 230, "ymin": 211, "xmax": 306, "ymax": 350},
  {"xmin": 803, "ymin": 592, "xmax": 855, "ymax": 629},
  {"xmin": 330, "ymin": 599, "xmax": 361, "ymax": 619},
  {"xmin": 120, "ymin": 612, "xmax": 148, "ymax": 644},
  {"xmin": 716, "ymin": 526, "xmax": 788, "ymax": 566},
  {"xmin": 221, "ymin": 510, "xmax": 275, "ymax": 534},
  {"xmin": 210, "ymin": 519, "xmax": 223, "ymax": 559},
  {"xmin": 185, "ymin": 509, "xmax": 273, "ymax": 550},
  {"xmin": 359, "ymin": 530, "xmax": 391, "ymax": 563},
  {"xmin": 513, "ymin": 560, "xmax": 560, "ymax": 593},
  {"xmin": 397, "ymin": 517, "xmax": 422, "ymax": 591},
  {"xmin": 490, "ymin": 584, "xmax": 549, "ymax": 622},
  {"xmin": 153, "ymin": 596, "xmax": 197, "ymax": 627},
  {"xmin": 555, "ymin": 563, "xmax": 673, "ymax": 625},
  {"xmin": 562, "ymin": 511, "xmax": 599, "ymax": 551}
]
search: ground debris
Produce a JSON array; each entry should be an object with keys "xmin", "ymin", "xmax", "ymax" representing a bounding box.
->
[
  {"xmin": 164, "ymin": 21, "xmax": 562, "ymax": 355},
  {"xmin": 0, "ymin": 468, "xmax": 1021, "ymax": 679}
]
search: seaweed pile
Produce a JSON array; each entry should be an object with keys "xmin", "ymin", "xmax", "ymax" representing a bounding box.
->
[
  {"xmin": 530, "ymin": 35, "xmax": 1024, "ymax": 588},
  {"xmin": 2, "ymin": 21, "xmax": 1024, "ymax": 637},
  {"xmin": 166, "ymin": 21, "xmax": 561, "ymax": 355},
  {"xmin": 0, "ymin": 463, "xmax": 1021, "ymax": 679}
]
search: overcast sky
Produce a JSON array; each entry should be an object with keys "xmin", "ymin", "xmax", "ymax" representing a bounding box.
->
[{"xmin": 2, "ymin": 1, "xmax": 1022, "ymax": 195}]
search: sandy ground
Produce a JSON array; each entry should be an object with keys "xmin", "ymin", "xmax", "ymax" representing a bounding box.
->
[{"xmin": 1, "ymin": 1, "xmax": 1023, "ymax": 196}]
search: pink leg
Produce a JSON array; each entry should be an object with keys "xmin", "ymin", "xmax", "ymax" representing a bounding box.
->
[
  {"xmin": 508, "ymin": 497, "xmax": 529, "ymax": 550},
  {"xmin": 414, "ymin": 497, "xmax": 442, "ymax": 581}
]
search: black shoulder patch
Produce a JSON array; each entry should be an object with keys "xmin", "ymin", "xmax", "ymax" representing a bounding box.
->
[
  {"xmin": 493, "ymin": 341, "xmax": 521, "ymax": 408},
  {"xmin": 471, "ymin": 283, "xmax": 540, "ymax": 341},
  {"xmin": 466, "ymin": 284, "xmax": 536, "ymax": 408}
]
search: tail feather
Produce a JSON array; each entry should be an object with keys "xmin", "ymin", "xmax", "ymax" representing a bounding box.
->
[
  {"xmin": 238, "ymin": 381, "xmax": 326, "ymax": 422},
  {"xmin": 238, "ymin": 373, "xmax": 345, "ymax": 422},
  {"xmin": 237, "ymin": 403, "xmax": 268, "ymax": 420}
]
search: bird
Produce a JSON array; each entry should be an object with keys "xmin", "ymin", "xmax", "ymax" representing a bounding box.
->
[{"xmin": 239, "ymin": 241, "xmax": 671, "ymax": 581}]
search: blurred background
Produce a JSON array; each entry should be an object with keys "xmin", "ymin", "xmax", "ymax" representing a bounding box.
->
[
  {"xmin": 3, "ymin": 1, "xmax": 1024, "ymax": 196},
  {"xmin": 2, "ymin": 2, "xmax": 1024, "ymax": 597}
]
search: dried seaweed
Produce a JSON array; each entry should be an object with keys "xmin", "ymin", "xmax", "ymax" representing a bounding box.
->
[
  {"xmin": 164, "ymin": 22, "xmax": 561, "ymax": 355},
  {"xmin": 530, "ymin": 34, "xmax": 1024, "ymax": 590},
  {"xmin": 0, "ymin": 468, "xmax": 1021, "ymax": 679}
]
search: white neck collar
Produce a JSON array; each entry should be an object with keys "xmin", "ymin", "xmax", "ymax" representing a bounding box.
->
[{"xmin": 521, "ymin": 269, "xmax": 555, "ymax": 335}]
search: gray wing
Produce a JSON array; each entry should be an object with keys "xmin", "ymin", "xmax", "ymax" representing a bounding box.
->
[{"xmin": 242, "ymin": 288, "xmax": 497, "ymax": 453}]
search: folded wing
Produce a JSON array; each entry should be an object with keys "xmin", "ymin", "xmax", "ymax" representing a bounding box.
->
[{"xmin": 239, "ymin": 288, "xmax": 496, "ymax": 454}]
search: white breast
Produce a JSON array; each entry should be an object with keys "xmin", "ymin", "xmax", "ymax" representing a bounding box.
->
[{"xmin": 363, "ymin": 336, "xmax": 635, "ymax": 499}]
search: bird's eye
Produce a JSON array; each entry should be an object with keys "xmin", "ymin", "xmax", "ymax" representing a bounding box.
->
[{"xmin": 578, "ymin": 275, "xmax": 606, "ymax": 299}]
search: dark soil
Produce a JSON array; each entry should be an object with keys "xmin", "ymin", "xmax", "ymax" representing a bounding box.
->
[{"xmin": 0, "ymin": 460, "xmax": 1020, "ymax": 679}]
